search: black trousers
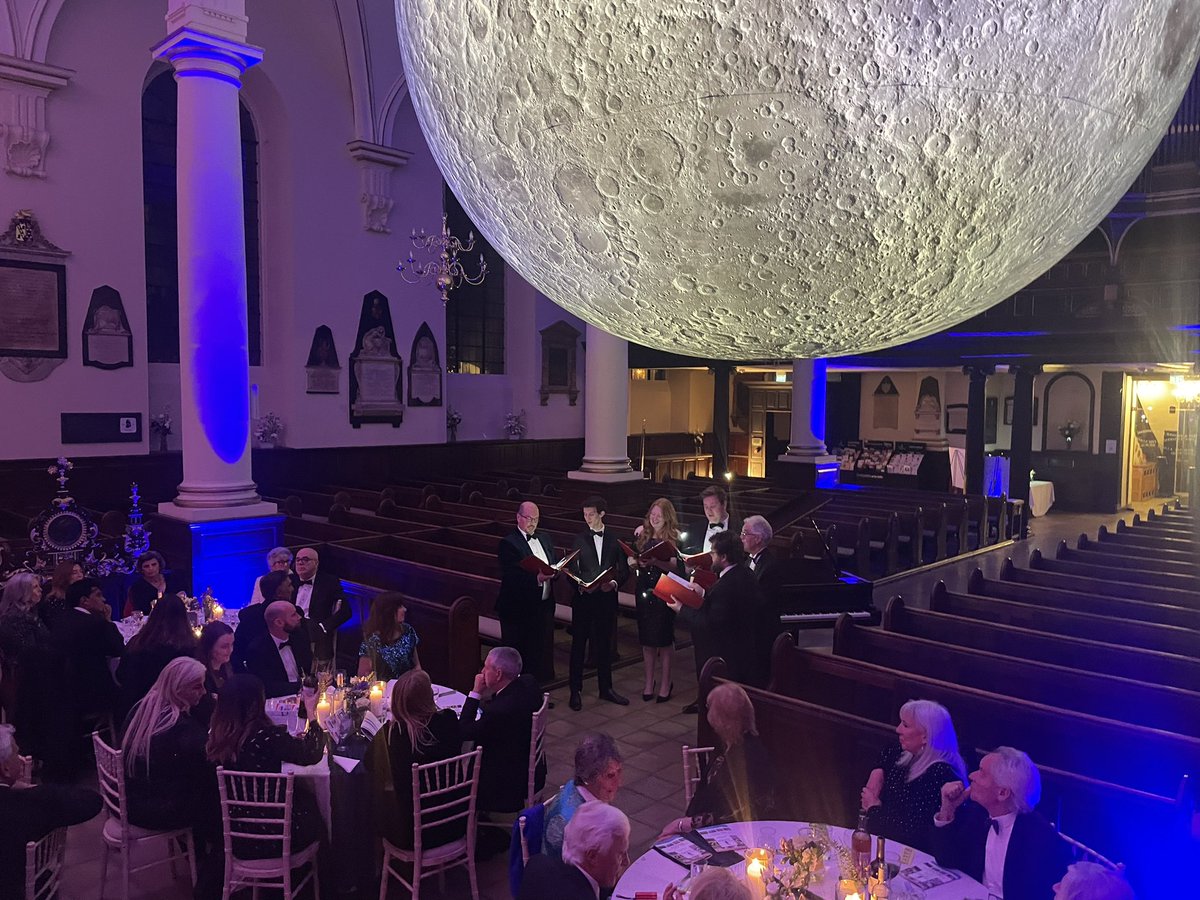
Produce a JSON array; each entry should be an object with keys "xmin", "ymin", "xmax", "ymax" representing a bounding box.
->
[
  {"xmin": 501, "ymin": 608, "xmax": 554, "ymax": 683},
  {"xmin": 569, "ymin": 591, "xmax": 618, "ymax": 693}
]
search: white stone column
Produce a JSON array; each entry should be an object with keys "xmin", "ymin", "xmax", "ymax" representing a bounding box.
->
[
  {"xmin": 154, "ymin": 2, "xmax": 273, "ymax": 520},
  {"xmin": 569, "ymin": 325, "xmax": 643, "ymax": 482},
  {"xmin": 778, "ymin": 357, "xmax": 839, "ymax": 486}
]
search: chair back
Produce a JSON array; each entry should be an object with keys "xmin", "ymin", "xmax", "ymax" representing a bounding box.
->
[
  {"xmin": 527, "ymin": 692, "xmax": 550, "ymax": 808},
  {"xmin": 682, "ymin": 744, "xmax": 716, "ymax": 807},
  {"xmin": 217, "ymin": 768, "xmax": 298, "ymax": 861},
  {"xmin": 1059, "ymin": 831, "xmax": 1120, "ymax": 870},
  {"xmin": 92, "ymin": 732, "xmax": 130, "ymax": 829},
  {"xmin": 410, "ymin": 747, "xmax": 483, "ymax": 854},
  {"xmin": 25, "ymin": 827, "xmax": 68, "ymax": 900}
]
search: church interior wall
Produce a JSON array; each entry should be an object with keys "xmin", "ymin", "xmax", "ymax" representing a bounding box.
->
[{"xmin": 856, "ymin": 369, "xmax": 966, "ymax": 447}]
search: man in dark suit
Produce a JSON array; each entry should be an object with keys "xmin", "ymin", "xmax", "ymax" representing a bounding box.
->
[
  {"xmin": 518, "ymin": 801, "xmax": 630, "ymax": 900},
  {"xmin": 684, "ymin": 484, "xmax": 741, "ymax": 555},
  {"xmin": 233, "ymin": 570, "xmax": 294, "ymax": 673},
  {"xmin": 495, "ymin": 502, "xmax": 559, "ymax": 683},
  {"xmin": 458, "ymin": 646, "xmax": 546, "ymax": 814},
  {"xmin": 244, "ymin": 600, "xmax": 313, "ymax": 698},
  {"xmin": 740, "ymin": 515, "xmax": 781, "ymax": 587},
  {"xmin": 290, "ymin": 547, "xmax": 350, "ymax": 664},
  {"xmin": 931, "ymin": 747, "xmax": 1072, "ymax": 900},
  {"xmin": 670, "ymin": 530, "xmax": 766, "ymax": 712},
  {"xmin": 566, "ymin": 496, "xmax": 630, "ymax": 711}
]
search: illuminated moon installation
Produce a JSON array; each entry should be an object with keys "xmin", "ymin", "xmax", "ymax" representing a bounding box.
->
[{"xmin": 396, "ymin": 1, "xmax": 1200, "ymax": 359}]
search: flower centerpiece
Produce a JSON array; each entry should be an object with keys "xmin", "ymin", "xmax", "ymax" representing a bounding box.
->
[
  {"xmin": 255, "ymin": 412, "xmax": 285, "ymax": 447},
  {"xmin": 504, "ymin": 408, "xmax": 527, "ymax": 439},
  {"xmin": 150, "ymin": 409, "xmax": 173, "ymax": 452},
  {"xmin": 1058, "ymin": 420, "xmax": 1081, "ymax": 449},
  {"xmin": 446, "ymin": 406, "xmax": 462, "ymax": 442},
  {"xmin": 766, "ymin": 827, "xmax": 831, "ymax": 898}
]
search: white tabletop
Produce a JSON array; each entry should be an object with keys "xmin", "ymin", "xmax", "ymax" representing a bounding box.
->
[{"xmin": 613, "ymin": 821, "xmax": 989, "ymax": 900}]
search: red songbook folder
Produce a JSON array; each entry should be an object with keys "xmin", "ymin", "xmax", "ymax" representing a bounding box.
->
[
  {"xmin": 652, "ymin": 572, "xmax": 704, "ymax": 609},
  {"xmin": 682, "ymin": 550, "xmax": 713, "ymax": 571},
  {"xmin": 620, "ymin": 539, "xmax": 679, "ymax": 565},
  {"xmin": 565, "ymin": 566, "xmax": 615, "ymax": 591},
  {"xmin": 690, "ymin": 567, "xmax": 719, "ymax": 590},
  {"xmin": 519, "ymin": 548, "xmax": 579, "ymax": 577}
]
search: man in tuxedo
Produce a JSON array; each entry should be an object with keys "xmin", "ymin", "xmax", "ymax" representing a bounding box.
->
[
  {"xmin": 291, "ymin": 547, "xmax": 349, "ymax": 664},
  {"xmin": 244, "ymin": 600, "xmax": 313, "ymax": 698},
  {"xmin": 670, "ymin": 530, "xmax": 766, "ymax": 712},
  {"xmin": 518, "ymin": 801, "xmax": 630, "ymax": 900},
  {"xmin": 233, "ymin": 569, "xmax": 295, "ymax": 673},
  {"xmin": 740, "ymin": 515, "xmax": 780, "ymax": 586},
  {"xmin": 931, "ymin": 746, "xmax": 1072, "ymax": 900},
  {"xmin": 567, "ymin": 496, "xmax": 630, "ymax": 711},
  {"xmin": 495, "ymin": 502, "xmax": 559, "ymax": 683},
  {"xmin": 458, "ymin": 646, "xmax": 546, "ymax": 814},
  {"xmin": 685, "ymin": 484, "xmax": 741, "ymax": 554}
]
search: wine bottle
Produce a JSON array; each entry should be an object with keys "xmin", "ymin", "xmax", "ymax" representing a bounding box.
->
[
  {"xmin": 851, "ymin": 809, "xmax": 872, "ymax": 879},
  {"xmin": 870, "ymin": 835, "xmax": 889, "ymax": 893}
]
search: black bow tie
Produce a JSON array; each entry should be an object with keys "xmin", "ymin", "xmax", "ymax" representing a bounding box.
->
[
  {"xmin": 708, "ymin": 523, "xmax": 724, "ymax": 531},
  {"xmin": 298, "ymin": 579, "xmax": 314, "ymax": 587},
  {"xmin": 989, "ymin": 818, "xmax": 1001, "ymax": 834},
  {"xmin": 525, "ymin": 532, "xmax": 536, "ymax": 541},
  {"xmin": 592, "ymin": 530, "xmax": 605, "ymax": 538}
]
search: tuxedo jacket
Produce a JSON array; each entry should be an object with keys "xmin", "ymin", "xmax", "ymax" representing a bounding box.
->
[
  {"xmin": 290, "ymin": 569, "xmax": 349, "ymax": 658},
  {"xmin": 930, "ymin": 802, "xmax": 1072, "ymax": 900},
  {"xmin": 567, "ymin": 528, "xmax": 629, "ymax": 601},
  {"xmin": 244, "ymin": 631, "xmax": 314, "ymax": 698},
  {"xmin": 496, "ymin": 529, "xmax": 559, "ymax": 621},
  {"xmin": 459, "ymin": 674, "xmax": 546, "ymax": 812},
  {"xmin": 682, "ymin": 563, "xmax": 764, "ymax": 683},
  {"xmin": 50, "ymin": 608, "xmax": 123, "ymax": 715},
  {"xmin": 684, "ymin": 517, "xmax": 742, "ymax": 555},
  {"xmin": 233, "ymin": 602, "xmax": 312, "ymax": 673},
  {"xmin": 516, "ymin": 853, "xmax": 596, "ymax": 900}
]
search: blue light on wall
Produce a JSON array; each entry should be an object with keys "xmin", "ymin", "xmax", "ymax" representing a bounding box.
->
[
  {"xmin": 810, "ymin": 358, "xmax": 828, "ymax": 442},
  {"xmin": 188, "ymin": 515, "xmax": 283, "ymax": 609}
]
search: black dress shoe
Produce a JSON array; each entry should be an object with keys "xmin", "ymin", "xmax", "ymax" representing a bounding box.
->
[
  {"xmin": 642, "ymin": 691, "xmax": 655, "ymax": 702},
  {"xmin": 569, "ymin": 692, "xmax": 582, "ymax": 711},
  {"xmin": 682, "ymin": 701, "xmax": 699, "ymax": 714},
  {"xmin": 599, "ymin": 689, "xmax": 630, "ymax": 706},
  {"xmin": 656, "ymin": 683, "xmax": 675, "ymax": 703}
]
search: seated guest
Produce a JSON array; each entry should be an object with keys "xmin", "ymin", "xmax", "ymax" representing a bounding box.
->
[
  {"xmin": 232, "ymin": 569, "xmax": 296, "ymax": 673},
  {"xmin": 932, "ymin": 746, "xmax": 1073, "ymax": 900},
  {"xmin": 38, "ymin": 560, "xmax": 84, "ymax": 627},
  {"xmin": 861, "ymin": 699, "xmax": 967, "ymax": 853},
  {"xmin": 205, "ymin": 674, "xmax": 325, "ymax": 858},
  {"xmin": 123, "ymin": 550, "xmax": 185, "ymax": 618},
  {"xmin": 358, "ymin": 592, "xmax": 421, "ymax": 679},
  {"xmin": 666, "ymin": 867, "xmax": 752, "ymax": 900},
  {"xmin": 1054, "ymin": 862, "xmax": 1136, "ymax": 900},
  {"xmin": 291, "ymin": 547, "xmax": 349, "ymax": 665},
  {"xmin": 366, "ymin": 669, "xmax": 462, "ymax": 848},
  {"xmin": 114, "ymin": 594, "xmax": 196, "ymax": 725},
  {"xmin": 660, "ymin": 683, "xmax": 776, "ymax": 838},
  {"xmin": 518, "ymin": 801, "xmax": 630, "ymax": 900},
  {"xmin": 0, "ymin": 574, "xmax": 56, "ymax": 765},
  {"xmin": 544, "ymin": 732, "xmax": 623, "ymax": 860},
  {"xmin": 244, "ymin": 600, "xmax": 312, "ymax": 698},
  {"xmin": 194, "ymin": 621, "xmax": 235, "ymax": 725},
  {"xmin": 0, "ymin": 726, "xmax": 102, "ymax": 900},
  {"xmin": 249, "ymin": 546, "xmax": 293, "ymax": 606},
  {"xmin": 458, "ymin": 646, "xmax": 546, "ymax": 813},
  {"xmin": 121, "ymin": 657, "xmax": 220, "ymax": 877}
]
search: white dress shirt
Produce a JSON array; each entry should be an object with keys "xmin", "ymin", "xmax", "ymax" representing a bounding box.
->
[
  {"xmin": 527, "ymin": 533, "xmax": 551, "ymax": 599},
  {"xmin": 703, "ymin": 519, "xmax": 728, "ymax": 553},
  {"xmin": 294, "ymin": 580, "xmax": 314, "ymax": 616},
  {"xmin": 273, "ymin": 633, "xmax": 300, "ymax": 682},
  {"xmin": 983, "ymin": 811, "xmax": 1017, "ymax": 897}
]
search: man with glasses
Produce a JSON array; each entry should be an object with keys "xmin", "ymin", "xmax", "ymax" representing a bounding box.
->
[
  {"xmin": 740, "ymin": 515, "xmax": 780, "ymax": 586},
  {"xmin": 290, "ymin": 547, "xmax": 349, "ymax": 665},
  {"xmin": 496, "ymin": 502, "xmax": 559, "ymax": 682}
]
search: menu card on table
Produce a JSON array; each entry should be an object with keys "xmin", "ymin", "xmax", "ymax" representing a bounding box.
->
[
  {"xmin": 696, "ymin": 824, "xmax": 747, "ymax": 852},
  {"xmin": 652, "ymin": 831, "xmax": 744, "ymax": 868},
  {"xmin": 900, "ymin": 861, "xmax": 962, "ymax": 890}
]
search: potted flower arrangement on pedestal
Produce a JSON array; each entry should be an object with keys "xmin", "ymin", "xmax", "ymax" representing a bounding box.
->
[
  {"xmin": 446, "ymin": 406, "xmax": 462, "ymax": 442},
  {"xmin": 1058, "ymin": 420, "xmax": 1081, "ymax": 450},
  {"xmin": 150, "ymin": 409, "xmax": 172, "ymax": 453},
  {"xmin": 254, "ymin": 412, "xmax": 285, "ymax": 448},
  {"xmin": 504, "ymin": 409, "xmax": 527, "ymax": 440}
]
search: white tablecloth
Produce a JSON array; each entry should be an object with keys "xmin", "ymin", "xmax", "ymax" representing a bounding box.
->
[
  {"xmin": 1029, "ymin": 480, "xmax": 1056, "ymax": 517},
  {"xmin": 613, "ymin": 821, "xmax": 989, "ymax": 900}
]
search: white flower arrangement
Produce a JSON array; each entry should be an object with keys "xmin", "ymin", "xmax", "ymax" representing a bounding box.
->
[
  {"xmin": 504, "ymin": 409, "xmax": 527, "ymax": 438},
  {"xmin": 255, "ymin": 412, "xmax": 285, "ymax": 445}
]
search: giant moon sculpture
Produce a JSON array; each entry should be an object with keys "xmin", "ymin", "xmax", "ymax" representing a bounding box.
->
[{"xmin": 396, "ymin": 1, "xmax": 1200, "ymax": 359}]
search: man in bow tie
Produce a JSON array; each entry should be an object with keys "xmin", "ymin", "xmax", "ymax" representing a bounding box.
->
[
  {"xmin": 566, "ymin": 496, "xmax": 630, "ymax": 711},
  {"xmin": 686, "ymin": 485, "xmax": 741, "ymax": 555},
  {"xmin": 290, "ymin": 547, "xmax": 349, "ymax": 666},
  {"xmin": 931, "ymin": 747, "xmax": 1071, "ymax": 900},
  {"xmin": 289, "ymin": 549, "xmax": 350, "ymax": 672},
  {"xmin": 496, "ymin": 502, "xmax": 560, "ymax": 683},
  {"xmin": 245, "ymin": 600, "xmax": 313, "ymax": 698}
]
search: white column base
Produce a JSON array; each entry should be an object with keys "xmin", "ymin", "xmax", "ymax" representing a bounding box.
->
[
  {"xmin": 778, "ymin": 448, "xmax": 839, "ymax": 466},
  {"xmin": 157, "ymin": 499, "xmax": 278, "ymax": 522},
  {"xmin": 568, "ymin": 460, "xmax": 645, "ymax": 483}
]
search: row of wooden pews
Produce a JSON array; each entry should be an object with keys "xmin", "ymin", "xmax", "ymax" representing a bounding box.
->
[{"xmin": 695, "ymin": 502, "xmax": 1198, "ymax": 896}]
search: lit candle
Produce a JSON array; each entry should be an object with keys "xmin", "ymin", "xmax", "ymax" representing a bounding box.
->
[
  {"xmin": 212, "ymin": 604, "xmax": 224, "ymax": 620},
  {"xmin": 315, "ymin": 695, "xmax": 330, "ymax": 729},
  {"xmin": 744, "ymin": 848, "xmax": 772, "ymax": 900},
  {"xmin": 835, "ymin": 879, "xmax": 863, "ymax": 900},
  {"xmin": 369, "ymin": 682, "xmax": 385, "ymax": 717},
  {"xmin": 192, "ymin": 626, "xmax": 202, "ymax": 638}
]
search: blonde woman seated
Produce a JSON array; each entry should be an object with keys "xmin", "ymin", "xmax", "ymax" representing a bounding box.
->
[
  {"xmin": 860, "ymin": 699, "xmax": 966, "ymax": 853},
  {"xmin": 543, "ymin": 732, "xmax": 624, "ymax": 859},
  {"xmin": 366, "ymin": 669, "xmax": 462, "ymax": 849},
  {"xmin": 659, "ymin": 683, "xmax": 776, "ymax": 838}
]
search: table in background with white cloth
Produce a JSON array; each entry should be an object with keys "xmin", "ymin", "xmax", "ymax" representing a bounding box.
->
[
  {"xmin": 1028, "ymin": 480, "xmax": 1056, "ymax": 517},
  {"xmin": 613, "ymin": 821, "xmax": 989, "ymax": 900}
]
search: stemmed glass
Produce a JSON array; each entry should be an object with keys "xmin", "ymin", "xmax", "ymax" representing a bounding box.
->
[{"xmin": 313, "ymin": 660, "xmax": 334, "ymax": 696}]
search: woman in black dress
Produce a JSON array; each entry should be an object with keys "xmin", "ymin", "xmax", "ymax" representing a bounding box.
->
[
  {"xmin": 123, "ymin": 550, "xmax": 185, "ymax": 617},
  {"xmin": 366, "ymin": 669, "xmax": 462, "ymax": 849},
  {"xmin": 628, "ymin": 498, "xmax": 684, "ymax": 702},
  {"xmin": 205, "ymin": 674, "xmax": 326, "ymax": 858},
  {"xmin": 194, "ymin": 621, "xmax": 234, "ymax": 726},
  {"xmin": 115, "ymin": 595, "xmax": 197, "ymax": 724},
  {"xmin": 860, "ymin": 698, "xmax": 966, "ymax": 853},
  {"xmin": 0, "ymin": 574, "xmax": 57, "ymax": 766}
]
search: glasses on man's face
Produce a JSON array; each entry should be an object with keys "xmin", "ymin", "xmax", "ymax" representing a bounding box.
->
[
  {"xmin": 296, "ymin": 556, "xmax": 316, "ymax": 564},
  {"xmin": 518, "ymin": 513, "xmax": 538, "ymax": 524}
]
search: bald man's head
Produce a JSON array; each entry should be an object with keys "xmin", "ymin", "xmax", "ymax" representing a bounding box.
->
[
  {"xmin": 517, "ymin": 502, "xmax": 540, "ymax": 536},
  {"xmin": 264, "ymin": 600, "xmax": 302, "ymax": 639}
]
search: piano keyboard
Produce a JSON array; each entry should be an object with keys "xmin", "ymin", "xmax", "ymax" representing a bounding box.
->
[{"xmin": 780, "ymin": 610, "xmax": 874, "ymax": 626}]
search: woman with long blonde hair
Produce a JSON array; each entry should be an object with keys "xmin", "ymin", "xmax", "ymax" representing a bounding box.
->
[{"xmin": 629, "ymin": 497, "xmax": 684, "ymax": 702}]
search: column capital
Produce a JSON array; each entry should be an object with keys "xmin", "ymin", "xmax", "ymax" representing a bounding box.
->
[
  {"xmin": 152, "ymin": 28, "xmax": 263, "ymax": 85},
  {"xmin": 1010, "ymin": 362, "xmax": 1043, "ymax": 378}
]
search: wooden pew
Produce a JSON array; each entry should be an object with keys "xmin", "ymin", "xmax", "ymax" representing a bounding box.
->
[
  {"xmin": 928, "ymin": 582, "xmax": 1200, "ymax": 659},
  {"xmin": 832, "ymin": 615, "xmax": 1200, "ymax": 738},
  {"xmin": 883, "ymin": 597, "xmax": 1200, "ymax": 692},
  {"xmin": 1096, "ymin": 524, "xmax": 1194, "ymax": 552},
  {"xmin": 697, "ymin": 657, "xmax": 1184, "ymax": 895},
  {"xmin": 1020, "ymin": 550, "xmax": 1200, "ymax": 606},
  {"xmin": 1058, "ymin": 540, "xmax": 1199, "ymax": 578},
  {"xmin": 969, "ymin": 566, "xmax": 1200, "ymax": 631},
  {"xmin": 1083, "ymin": 529, "xmax": 1198, "ymax": 563},
  {"xmin": 1029, "ymin": 547, "xmax": 1200, "ymax": 592},
  {"xmin": 766, "ymin": 641, "xmax": 1200, "ymax": 799}
]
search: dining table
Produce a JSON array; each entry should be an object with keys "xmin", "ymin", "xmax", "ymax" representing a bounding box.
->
[{"xmin": 613, "ymin": 821, "xmax": 991, "ymax": 900}]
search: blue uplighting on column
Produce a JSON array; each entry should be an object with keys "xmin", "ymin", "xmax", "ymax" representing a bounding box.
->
[
  {"xmin": 189, "ymin": 515, "xmax": 283, "ymax": 608},
  {"xmin": 192, "ymin": 260, "xmax": 250, "ymax": 463},
  {"xmin": 810, "ymin": 358, "xmax": 827, "ymax": 443}
]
